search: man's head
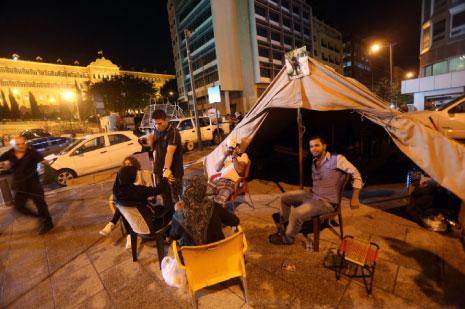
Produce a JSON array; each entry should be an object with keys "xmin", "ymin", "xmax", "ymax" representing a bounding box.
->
[
  {"xmin": 309, "ymin": 136, "xmax": 327, "ymax": 158},
  {"xmin": 151, "ymin": 109, "xmax": 169, "ymax": 132},
  {"xmin": 11, "ymin": 136, "xmax": 27, "ymax": 153}
]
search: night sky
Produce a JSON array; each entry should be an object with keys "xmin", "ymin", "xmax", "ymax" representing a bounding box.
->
[{"xmin": 0, "ymin": 0, "xmax": 421, "ymax": 74}]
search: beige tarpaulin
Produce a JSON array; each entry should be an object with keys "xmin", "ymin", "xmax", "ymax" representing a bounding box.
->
[{"xmin": 205, "ymin": 57, "xmax": 465, "ymax": 201}]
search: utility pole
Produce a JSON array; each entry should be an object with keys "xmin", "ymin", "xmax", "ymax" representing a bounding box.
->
[{"xmin": 184, "ymin": 29, "xmax": 202, "ymax": 149}]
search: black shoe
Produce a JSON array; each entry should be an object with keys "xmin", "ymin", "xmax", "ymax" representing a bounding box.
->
[
  {"xmin": 15, "ymin": 206, "xmax": 39, "ymax": 218},
  {"xmin": 268, "ymin": 233, "xmax": 293, "ymax": 245},
  {"xmin": 39, "ymin": 221, "xmax": 54, "ymax": 235}
]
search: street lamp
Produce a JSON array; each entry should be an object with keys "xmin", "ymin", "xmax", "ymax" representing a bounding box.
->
[
  {"xmin": 369, "ymin": 41, "xmax": 396, "ymax": 104},
  {"xmin": 405, "ymin": 72, "xmax": 415, "ymax": 79}
]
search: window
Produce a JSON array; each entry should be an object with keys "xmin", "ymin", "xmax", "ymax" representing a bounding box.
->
[
  {"xmin": 255, "ymin": 4, "xmax": 266, "ymax": 17},
  {"xmin": 450, "ymin": 101, "xmax": 465, "ymax": 114},
  {"xmin": 432, "ymin": 60, "xmax": 448, "ymax": 75},
  {"xmin": 451, "ymin": 9, "xmax": 465, "ymax": 37},
  {"xmin": 424, "ymin": 64, "xmax": 433, "ymax": 76},
  {"xmin": 269, "ymin": 10, "xmax": 280, "ymax": 23},
  {"xmin": 271, "ymin": 31, "xmax": 281, "ymax": 42},
  {"xmin": 292, "ymin": 4, "xmax": 300, "ymax": 15},
  {"xmin": 260, "ymin": 67, "xmax": 271, "ymax": 78},
  {"xmin": 449, "ymin": 55, "xmax": 465, "ymax": 72},
  {"xmin": 281, "ymin": 0, "xmax": 290, "ymax": 9},
  {"xmin": 421, "ymin": 24, "xmax": 431, "ymax": 52},
  {"xmin": 199, "ymin": 117, "xmax": 210, "ymax": 127},
  {"xmin": 433, "ymin": 19, "xmax": 446, "ymax": 42},
  {"xmin": 179, "ymin": 119, "xmax": 194, "ymax": 130},
  {"xmin": 433, "ymin": 0, "xmax": 447, "ymax": 13},
  {"xmin": 284, "ymin": 36, "xmax": 292, "ymax": 45},
  {"xmin": 302, "ymin": 10, "xmax": 310, "ymax": 20},
  {"xmin": 272, "ymin": 50, "xmax": 283, "ymax": 61},
  {"xmin": 108, "ymin": 134, "xmax": 131, "ymax": 145},
  {"xmin": 424, "ymin": 0, "xmax": 431, "ymax": 19},
  {"xmin": 294, "ymin": 23, "xmax": 301, "ymax": 32},
  {"xmin": 74, "ymin": 137, "xmax": 105, "ymax": 155},
  {"xmin": 257, "ymin": 25, "xmax": 268, "ymax": 37},
  {"xmin": 283, "ymin": 17, "xmax": 291, "ymax": 28},
  {"xmin": 258, "ymin": 46, "xmax": 269, "ymax": 57},
  {"xmin": 303, "ymin": 27, "xmax": 310, "ymax": 36}
]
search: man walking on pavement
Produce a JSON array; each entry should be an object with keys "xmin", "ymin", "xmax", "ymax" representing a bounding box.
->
[
  {"xmin": 148, "ymin": 109, "xmax": 184, "ymax": 203},
  {"xmin": 0, "ymin": 136, "xmax": 54, "ymax": 234},
  {"xmin": 269, "ymin": 135, "xmax": 362, "ymax": 245}
]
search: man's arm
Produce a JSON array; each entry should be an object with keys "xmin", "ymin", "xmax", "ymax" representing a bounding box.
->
[{"xmin": 336, "ymin": 155, "xmax": 363, "ymax": 209}]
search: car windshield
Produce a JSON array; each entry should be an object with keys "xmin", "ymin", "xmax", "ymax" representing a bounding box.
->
[
  {"xmin": 437, "ymin": 96, "xmax": 465, "ymax": 111},
  {"xmin": 169, "ymin": 120, "xmax": 179, "ymax": 128},
  {"xmin": 59, "ymin": 138, "xmax": 82, "ymax": 155}
]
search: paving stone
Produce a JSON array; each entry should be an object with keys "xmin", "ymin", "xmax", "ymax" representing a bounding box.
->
[
  {"xmin": 51, "ymin": 263, "xmax": 104, "ymax": 308},
  {"xmin": 68, "ymin": 290, "xmax": 113, "ymax": 309},
  {"xmin": 338, "ymin": 282, "xmax": 420, "ymax": 309},
  {"xmin": 5, "ymin": 277, "xmax": 54, "ymax": 309}
]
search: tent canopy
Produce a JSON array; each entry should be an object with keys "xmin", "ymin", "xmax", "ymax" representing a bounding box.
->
[{"xmin": 205, "ymin": 57, "xmax": 465, "ymax": 201}]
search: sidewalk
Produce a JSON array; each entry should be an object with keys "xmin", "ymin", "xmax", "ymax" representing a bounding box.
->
[{"xmin": 1, "ymin": 177, "xmax": 464, "ymax": 308}]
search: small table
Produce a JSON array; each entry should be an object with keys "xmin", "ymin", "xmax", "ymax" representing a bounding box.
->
[{"xmin": 336, "ymin": 236, "xmax": 380, "ymax": 295}]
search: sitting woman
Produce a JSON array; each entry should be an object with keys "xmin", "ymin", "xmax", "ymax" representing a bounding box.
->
[
  {"xmin": 169, "ymin": 176, "xmax": 240, "ymax": 246},
  {"xmin": 105, "ymin": 165, "xmax": 172, "ymax": 247},
  {"xmin": 99, "ymin": 156, "xmax": 153, "ymax": 246}
]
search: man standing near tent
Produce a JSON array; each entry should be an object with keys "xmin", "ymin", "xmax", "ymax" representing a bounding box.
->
[
  {"xmin": 269, "ymin": 136, "xmax": 362, "ymax": 245},
  {"xmin": 148, "ymin": 109, "xmax": 183, "ymax": 202}
]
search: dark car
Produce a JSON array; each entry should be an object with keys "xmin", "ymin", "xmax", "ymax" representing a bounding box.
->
[
  {"xmin": 20, "ymin": 129, "xmax": 51, "ymax": 140},
  {"xmin": 27, "ymin": 137, "xmax": 74, "ymax": 156}
]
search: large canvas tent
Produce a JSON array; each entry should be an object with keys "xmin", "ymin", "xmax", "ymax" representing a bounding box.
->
[{"xmin": 205, "ymin": 57, "xmax": 465, "ymax": 201}]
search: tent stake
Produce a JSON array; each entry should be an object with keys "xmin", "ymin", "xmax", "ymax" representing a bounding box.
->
[{"xmin": 298, "ymin": 107, "xmax": 304, "ymax": 189}]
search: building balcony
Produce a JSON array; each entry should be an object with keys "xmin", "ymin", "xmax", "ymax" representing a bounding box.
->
[{"xmin": 401, "ymin": 70, "xmax": 465, "ymax": 94}]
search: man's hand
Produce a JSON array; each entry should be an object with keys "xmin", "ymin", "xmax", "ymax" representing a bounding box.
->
[
  {"xmin": 163, "ymin": 168, "xmax": 172, "ymax": 179},
  {"xmin": 174, "ymin": 200, "xmax": 185, "ymax": 211}
]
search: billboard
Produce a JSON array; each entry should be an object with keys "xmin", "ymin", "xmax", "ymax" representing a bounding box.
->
[
  {"xmin": 208, "ymin": 85, "xmax": 221, "ymax": 104},
  {"xmin": 285, "ymin": 46, "xmax": 310, "ymax": 80}
]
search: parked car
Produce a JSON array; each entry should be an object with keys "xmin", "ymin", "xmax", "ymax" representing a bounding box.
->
[
  {"xmin": 43, "ymin": 131, "xmax": 142, "ymax": 186},
  {"xmin": 408, "ymin": 95, "xmax": 465, "ymax": 141},
  {"xmin": 27, "ymin": 136, "xmax": 74, "ymax": 157},
  {"xmin": 138, "ymin": 116, "xmax": 231, "ymax": 152},
  {"xmin": 20, "ymin": 129, "xmax": 51, "ymax": 140}
]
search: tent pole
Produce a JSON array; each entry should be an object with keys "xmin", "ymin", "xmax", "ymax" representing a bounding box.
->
[{"xmin": 297, "ymin": 107, "xmax": 304, "ymax": 189}]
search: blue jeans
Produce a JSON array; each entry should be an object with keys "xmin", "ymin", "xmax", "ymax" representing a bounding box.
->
[{"xmin": 280, "ymin": 190, "xmax": 334, "ymax": 241}]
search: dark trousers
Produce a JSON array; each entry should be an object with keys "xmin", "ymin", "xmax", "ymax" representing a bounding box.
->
[
  {"xmin": 110, "ymin": 209, "xmax": 122, "ymax": 224},
  {"xmin": 154, "ymin": 174, "xmax": 182, "ymax": 205},
  {"xmin": 14, "ymin": 180, "xmax": 52, "ymax": 224}
]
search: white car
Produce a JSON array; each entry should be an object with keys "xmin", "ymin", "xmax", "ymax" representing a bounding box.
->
[
  {"xmin": 45, "ymin": 131, "xmax": 141, "ymax": 186},
  {"xmin": 408, "ymin": 95, "xmax": 465, "ymax": 141}
]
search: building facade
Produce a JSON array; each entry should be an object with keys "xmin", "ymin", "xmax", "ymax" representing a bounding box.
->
[
  {"xmin": 167, "ymin": 0, "xmax": 313, "ymax": 114},
  {"xmin": 402, "ymin": 0, "xmax": 465, "ymax": 110},
  {"xmin": 0, "ymin": 56, "xmax": 174, "ymax": 118},
  {"xmin": 312, "ymin": 17, "xmax": 343, "ymax": 73}
]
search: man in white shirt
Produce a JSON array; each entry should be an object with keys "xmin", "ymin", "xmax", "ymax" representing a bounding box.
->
[{"xmin": 209, "ymin": 137, "xmax": 250, "ymax": 205}]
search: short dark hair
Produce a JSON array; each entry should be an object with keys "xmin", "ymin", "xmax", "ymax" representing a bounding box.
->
[
  {"xmin": 309, "ymin": 135, "xmax": 326, "ymax": 145},
  {"xmin": 152, "ymin": 109, "xmax": 167, "ymax": 120}
]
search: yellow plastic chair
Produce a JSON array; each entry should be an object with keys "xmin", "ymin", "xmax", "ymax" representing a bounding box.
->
[{"xmin": 172, "ymin": 226, "xmax": 248, "ymax": 308}]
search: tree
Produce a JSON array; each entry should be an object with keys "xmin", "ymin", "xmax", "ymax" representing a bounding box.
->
[
  {"xmin": 29, "ymin": 92, "xmax": 41, "ymax": 118},
  {"xmin": 160, "ymin": 78, "xmax": 178, "ymax": 103},
  {"xmin": 88, "ymin": 75, "xmax": 155, "ymax": 114},
  {"xmin": 1, "ymin": 90, "xmax": 10, "ymax": 119},
  {"xmin": 8, "ymin": 89, "xmax": 21, "ymax": 119}
]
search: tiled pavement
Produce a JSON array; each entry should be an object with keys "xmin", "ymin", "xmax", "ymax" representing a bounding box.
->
[{"xmin": 1, "ymin": 176, "xmax": 465, "ymax": 308}]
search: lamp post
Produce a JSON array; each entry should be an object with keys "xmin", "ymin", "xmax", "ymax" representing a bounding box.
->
[{"xmin": 369, "ymin": 42, "xmax": 396, "ymax": 105}]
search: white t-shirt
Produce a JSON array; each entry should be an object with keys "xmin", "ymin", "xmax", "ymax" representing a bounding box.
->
[{"xmin": 220, "ymin": 153, "xmax": 250, "ymax": 182}]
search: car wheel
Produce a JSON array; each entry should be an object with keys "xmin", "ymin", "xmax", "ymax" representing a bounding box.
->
[
  {"xmin": 213, "ymin": 131, "xmax": 224, "ymax": 145},
  {"xmin": 56, "ymin": 169, "xmax": 77, "ymax": 186},
  {"xmin": 184, "ymin": 141, "xmax": 195, "ymax": 152}
]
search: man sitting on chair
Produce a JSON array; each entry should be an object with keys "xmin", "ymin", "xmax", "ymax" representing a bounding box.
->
[
  {"xmin": 269, "ymin": 136, "xmax": 363, "ymax": 245},
  {"xmin": 209, "ymin": 137, "xmax": 250, "ymax": 205}
]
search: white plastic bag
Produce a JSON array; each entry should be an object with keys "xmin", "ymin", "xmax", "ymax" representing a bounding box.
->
[{"xmin": 161, "ymin": 256, "xmax": 186, "ymax": 288}]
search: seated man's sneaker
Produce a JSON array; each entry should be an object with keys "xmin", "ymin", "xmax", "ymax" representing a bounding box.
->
[
  {"xmin": 268, "ymin": 232, "xmax": 293, "ymax": 245},
  {"xmin": 99, "ymin": 222, "xmax": 115, "ymax": 236},
  {"xmin": 126, "ymin": 234, "xmax": 132, "ymax": 249}
]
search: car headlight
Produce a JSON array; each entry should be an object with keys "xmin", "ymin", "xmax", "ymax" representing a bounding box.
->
[{"xmin": 48, "ymin": 158, "xmax": 57, "ymax": 165}]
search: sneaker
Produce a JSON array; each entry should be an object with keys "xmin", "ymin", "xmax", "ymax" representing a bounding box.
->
[
  {"xmin": 269, "ymin": 233, "xmax": 293, "ymax": 245},
  {"xmin": 39, "ymin": 221, "xmax": 54, "ymax": 235},
  {"xmin": 126, "ymin": 235, "xmax": 132, "ymax": 249},
  {"xmin": 99, "ymin": 222, "xmax": 115, "ymax": 236}
]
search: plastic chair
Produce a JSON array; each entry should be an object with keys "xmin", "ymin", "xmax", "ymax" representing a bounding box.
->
[
  {"xmin": 209, "ymin": 160, "xmax": 254, "ymax": 208},
  {"xmin": 307, "ymin": 174, "xmax": 350, "ymax": 252},
  {"xmin": 172, "ymin": 226, "xmax": 248, "ymax": 308},
  {"xmin": 116, "ymin": 203, "xmax": 171, "ymax": 269}
]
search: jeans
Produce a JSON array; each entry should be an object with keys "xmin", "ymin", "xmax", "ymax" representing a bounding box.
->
[{"xmin": 280, "ymin": 190, "xmax": 334, "ymax": 241}]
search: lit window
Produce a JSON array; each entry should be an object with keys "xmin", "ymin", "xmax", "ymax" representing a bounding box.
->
[
  {"xmin": 421, "ymin": 23, "xmax": 431, "ymax": 53},
  {"xmin": 432, "ymin": 60, "xmax": 448, "ymax": 75},
  {"xmin": 450, "ymin": 7, "xmax": 465, "ymax": 37},
  {"xmin": 449, "ymin": 55, "xmax": 465, "ymax": 72}
]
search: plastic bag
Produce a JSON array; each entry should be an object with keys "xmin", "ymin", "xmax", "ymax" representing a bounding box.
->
[{"xmin": 161, "ymin": 256, "xmax": 186, "ymax": 288}]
